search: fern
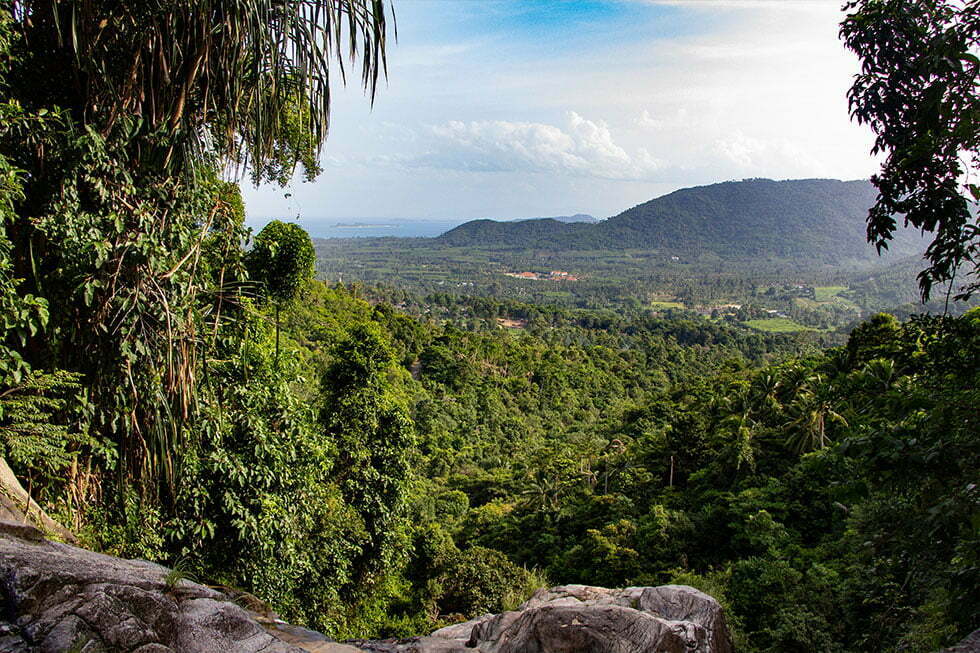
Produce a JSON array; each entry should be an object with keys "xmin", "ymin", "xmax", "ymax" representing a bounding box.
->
[{"xmin": 0, "ymin": 369, "xmax": 84, "ymax": 475}]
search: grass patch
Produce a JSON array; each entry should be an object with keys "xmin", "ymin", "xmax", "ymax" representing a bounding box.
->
[
  {"xmin": 650, "ymin": 300, "xmax": 685, "ymax": 309},
  {"xmin": 744, "ymin": 318, "xmax": 818, "ymax": 333},
  {"xmin": 829, "ymin": 295, "xmax": 860, "ymax": 310},
  {"xmin": 793, "ymin": 297, "xmax": 821, "ymax": 309},
  {"xmin": 814, "ymin": 286, "xmax": 847, "ymax": 302}
]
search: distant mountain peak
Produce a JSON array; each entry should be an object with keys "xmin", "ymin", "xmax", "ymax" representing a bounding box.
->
[
  {"xmin": 437, "ymin": 178, "xmax": 922, "ymax": 263},
  {"xmin": 509, "ymin": 213, "xmax": 598, "ymax": 224}
]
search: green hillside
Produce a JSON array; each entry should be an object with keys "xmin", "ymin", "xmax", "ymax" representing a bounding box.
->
[{"xmin": 438, "ymin": 178, "xmax": 925, "ymax": 264}]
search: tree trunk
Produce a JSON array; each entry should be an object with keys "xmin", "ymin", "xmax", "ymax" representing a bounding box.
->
[{"xmin": 0, "ymin": 457, "xmax": 77, "ymax": 543}]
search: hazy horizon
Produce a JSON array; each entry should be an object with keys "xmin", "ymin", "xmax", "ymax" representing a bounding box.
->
[
  {"xmin": 244, "ymin": 0, "xmax": 880, "ymax": 232},
  {"xmin": 249, "ymin": 175, "xmax": 873, "ymax": 233}
]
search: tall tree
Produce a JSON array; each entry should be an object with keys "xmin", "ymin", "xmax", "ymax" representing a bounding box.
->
[
  {"xmin": 0, "ymin": 0, "xmax": 390, "ymax": 493},
  {"xmin": 246, "ymin": 220, "xmax": 316, "ymax": 361},
  {"xmin": 321, "ymin": 323, "xmax": 415, "ymax": 588},
  {"xmin": 841, "ymin": 0, "xmax": 980, "ymax": 301}
]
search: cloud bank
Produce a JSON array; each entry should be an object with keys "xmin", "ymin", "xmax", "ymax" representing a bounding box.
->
[
  {"xmin": 399, "ymin": 112, "xmax": 664, "ymax": 180},
  {"xmin": 242, "ymin": 0, "xmax": 880, "ymax": 223}
]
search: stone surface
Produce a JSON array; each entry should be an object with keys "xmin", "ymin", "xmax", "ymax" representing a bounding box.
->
[
  {"xmin": 638, "ymin": 585, "xmax": 733, "ymax": 653},
  {"xmin": 474, "ymin": 604, "xmax": 695, "ymax": 653},
  {"xmin": 347, "ymin": 584, "xmax": 733, "ymax": 653},
  {"xmin": 479, "ymin": 584, "xmax": 734, "ymax": 653},
  {"xmin": 0, "ymin": 457, "xmax": 77, "ymax": 543},
  {"xmin": 940, "ymin": 628, "xmax": 980, "ymax": 653},
  {"xmin": 266, "ymin": 622, "xmax": 363, "ymax": 653},
  {"xmin": 0, "ymin": 520, "xmax": 737, "ymax": 653},
  {"xmin": 0, "ymin": 520, "xmax": 304, "ymax": 653},
  {"xmin": 428, "ymin": 615, "xmax": 493, "ymax": 641}
]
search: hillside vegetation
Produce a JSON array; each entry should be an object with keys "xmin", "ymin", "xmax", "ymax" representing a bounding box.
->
[
  {"xmin": 1, "ymin": 2, "xmax": 978, "ymax": 653},
  {"xmin": 316, "ymin": 179, "xmax": 952, "ymax": 330},
  {"xmin": 439, "ymin": 179, "xmax": 925, "ymax": 264}
]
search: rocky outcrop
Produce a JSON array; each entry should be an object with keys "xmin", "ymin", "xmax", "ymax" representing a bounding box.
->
[
  {"xmin": 0, "ymin": 520, "xmax": 736, "ymax": 653},
  {"xmin": 0, "ymin": 520, "xmax": 304, "ymax": 652},
  {"xmin": 0, "ymin": 458, "xmax": 77, "ymax": 544},
  {"xmin": 940, "ymin": 628, "xmax": 980, "ymax": 653},
  {"xmin": 348, "ymin": 585, "xmax": 733, "ymax": 653}
]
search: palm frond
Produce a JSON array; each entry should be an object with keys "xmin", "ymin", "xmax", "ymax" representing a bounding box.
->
[{"xmin": 13, "ymin": 0, "xmax": 390, "ymax": 180}]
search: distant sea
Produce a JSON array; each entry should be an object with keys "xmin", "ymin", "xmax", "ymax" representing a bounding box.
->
[{"xmin": 251, "ymin": 219, "xmax": 469, "ymax": 239}]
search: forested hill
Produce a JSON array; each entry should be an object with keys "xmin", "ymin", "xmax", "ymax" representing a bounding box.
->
[
  {"xmin": 438, "ymin": 178, "xmax": 925, "ymax": 263},
  {"xmin": 513, "ymin": 213, "xmax": 598, "ymax": 224}
]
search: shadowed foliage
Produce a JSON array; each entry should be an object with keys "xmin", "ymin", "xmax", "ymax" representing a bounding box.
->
[{"xmin": 842, "ymin": 0, "xmax": 980, "ymax": 300}]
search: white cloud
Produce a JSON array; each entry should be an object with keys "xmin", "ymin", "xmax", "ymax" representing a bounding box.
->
[
  {"xmin": 636, "ymin": 109, "xmax": 667, "ymax": 131},
  {"xmin": 244, "ymin": 0, "xmax": 881, "ymax": 222},
  {"xmin": 398, "ymin": 112, "xmax": 666, "ymax": 180},
  {"xmin": 710, "ymin": 131, "xmax": 829, "ymax": 176},
  {"xmin": 713, "ymin": 132, "xmax": 761, "ymax": 168}
]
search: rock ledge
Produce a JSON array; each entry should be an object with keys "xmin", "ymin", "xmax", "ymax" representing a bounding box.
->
[{"xmin": 0, "ymin": 520, "xmax": 735, "ymax": 653}]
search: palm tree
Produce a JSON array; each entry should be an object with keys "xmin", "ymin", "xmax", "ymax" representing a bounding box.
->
[
  {"xmin": 520, "ymin": 472, "xmax": 564, "ymax": 513},
  {"xmin": 749, "ymin": 373, "xmax": 782, "ymax": 417},
  {"xmin": 11, "ymin": 0, "xmax": 390, "ymax": 178},
  {"xmin": 784, "ymin": 376, "xmax": 848, "ymax": 455},
  {"xmin": 6, "ymin": 0, "xmax": 391, "ymax": 493},
  {"xmin": 721, "ymin": 409, "xmax": 758, "ymax": 471},
  {"xmin": 858, "ymin": 358, "xmax": 897, "ymax": 393}
]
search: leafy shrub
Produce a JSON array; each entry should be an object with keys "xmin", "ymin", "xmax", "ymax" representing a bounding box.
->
[{"xmin": 435, "ymin": 546, "xmax": 544, "ymax": 617}]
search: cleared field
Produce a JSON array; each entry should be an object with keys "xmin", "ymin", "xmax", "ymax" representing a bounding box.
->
[
  {"xmin": 793, "ymin": 297, "xmax": 821, "ymax": 309},
  {"xmin": 829, "ymin": 295, "xmax": 860, "ymax": 310},
  {"xmin": 744, "ymin": 318, "xmax": 817, "ymax": 333},
  {"xmin": 650, "ymin": 300, "xmax": 685, "ymax": 309},
  {"xmin": 814, "ymin": 286, "xmax": 848, "ymax": 302}
]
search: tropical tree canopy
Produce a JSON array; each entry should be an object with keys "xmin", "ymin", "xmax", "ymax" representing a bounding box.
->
[
  {"xmin": 248, "ymin": 220, "xmax": 317, "ymax": 307},
  {"xmin": 0, "ymin": 0, "xmax": 390, "ymax": 491},
  {"xmin": 842, "ymin": 0, "xmax": 980, "ymax": 301}
]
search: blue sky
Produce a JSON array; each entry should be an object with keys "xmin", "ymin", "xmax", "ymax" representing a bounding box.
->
[{"xmin": 242, "ymin": 0, "xmax": 879, "ymax": 227}]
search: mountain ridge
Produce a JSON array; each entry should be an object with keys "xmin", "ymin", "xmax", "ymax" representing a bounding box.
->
[
  {"xmin": 509, "ymin": 213, "xmax": 599, "ymax": 224},
  {"xmin": 437, "ymin": 178, "xmax": 924, "ymax": 264}
]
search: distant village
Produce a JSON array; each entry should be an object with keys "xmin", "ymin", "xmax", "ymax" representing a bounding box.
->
[{"xmin": 503, "ymin": 270, "xmax": 580, "ymax": 281}]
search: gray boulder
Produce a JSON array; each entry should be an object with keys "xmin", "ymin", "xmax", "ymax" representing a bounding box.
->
[
  {"xmin": 0, "ymin": 520, "xmax": 303, "ymax": 653},
  {"xmin": 348, "ymin": 584, "xmax": 733, "ymax": 653},
  {"xmin": 466, "ymin": 584, "xmax": 732, "ymax": 653},
  {"xmin": 939, "ymin": 628, "xmax": 980, "ymax": 652},
  {"xmin": 471, "ymin": 603, "xmax": 698, "ymax": 653},
  {"xmin": 0, "ymin": 520, "xmax": 735, "ymax": 653}
]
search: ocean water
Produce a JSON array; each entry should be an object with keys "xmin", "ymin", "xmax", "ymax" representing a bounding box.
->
[{"xmin": 261, "ymin": 219, "xmax": 469, "ymax": 239}]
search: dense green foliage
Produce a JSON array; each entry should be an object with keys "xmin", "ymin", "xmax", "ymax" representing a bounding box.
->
[
  {"xmin": 0, "ymin": 0, "xmax": 419, "ymax": 636},
  {"xmin": 248, "ymin": 221, "xmax": 318, "ymax": 306},
  {"xmin": 1, "ymin": 2, "xmax": 978, "ymax": 652},
  {"xmin": 0, "ymin": 0, "xmax": 388, "ymax": 499},
  {"xmin": 247, "ymin": 219, "xmax": 317, "ymax": 358},
  {"xmin": 420, "ymin": 307, "xmax": 980, "ymax": 651},
  {"xmin": 842, "ymin": 0, "xmax": 980, "ymax": 300},
  {"xmin": 222, "ymin": 279, "xmax": 978, "ymax": 649}
]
